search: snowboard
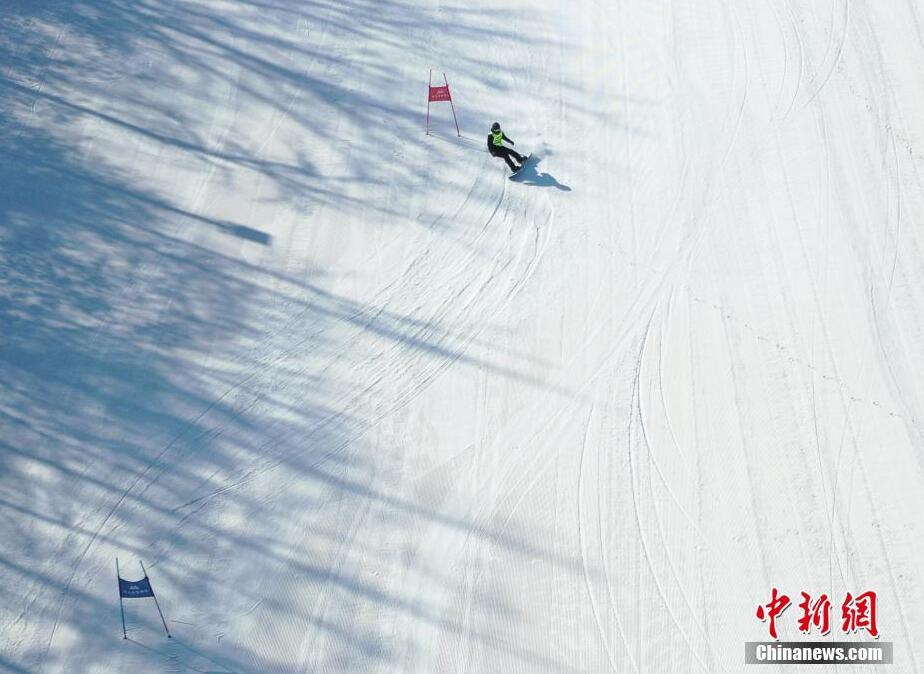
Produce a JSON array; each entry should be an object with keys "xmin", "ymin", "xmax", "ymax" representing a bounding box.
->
[{"xmin": 509, "ymin": 154, "xmax": 534, "ymax": 178}]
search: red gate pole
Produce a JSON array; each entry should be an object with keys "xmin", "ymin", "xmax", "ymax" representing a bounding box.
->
[
  {"xmin": 444, "ymin": 72, "xmax": 461, "ymax": 137},
  {"xmin": 426, "ymin": 69, "xmax": 432, "ymax": 135}
]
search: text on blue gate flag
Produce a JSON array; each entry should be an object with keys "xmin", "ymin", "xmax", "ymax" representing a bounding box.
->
[{"xmin": 119, "ymin": 576, "xmax": 154, "ymax": 599}]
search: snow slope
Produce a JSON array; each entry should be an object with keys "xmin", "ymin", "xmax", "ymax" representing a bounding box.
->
[{"xmin": 2, "ymin": 0, "xmax": 923, "ymax": 671}]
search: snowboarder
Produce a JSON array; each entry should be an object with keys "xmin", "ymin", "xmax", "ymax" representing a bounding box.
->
[{"xmin": 487, "ymin": 122, "xmax": 526, "ymax": 172}]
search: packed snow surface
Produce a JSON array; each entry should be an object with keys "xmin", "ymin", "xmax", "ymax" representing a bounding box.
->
[{"xmin": 2, "ymin": 0, "xmax": 923, "ymax": 672}]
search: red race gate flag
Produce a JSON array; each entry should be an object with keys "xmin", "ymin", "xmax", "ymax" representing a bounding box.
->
[
  {"xmin": 429, "ymin": 85, "xmax": 451, "ymax": 103},
  {"xmin": 426, "ymin": 70, "xmax": 460, "ymax": 137}
]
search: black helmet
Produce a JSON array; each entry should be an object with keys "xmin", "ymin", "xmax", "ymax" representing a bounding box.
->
[{"xmin": 491, "ymin": 122, "xmax": 501, "ymax": 132}]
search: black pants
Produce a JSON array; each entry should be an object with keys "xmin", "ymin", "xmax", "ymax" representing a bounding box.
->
[{"xmin": 491, "ymin": 146, "xmax": 525, "ymax": 171}]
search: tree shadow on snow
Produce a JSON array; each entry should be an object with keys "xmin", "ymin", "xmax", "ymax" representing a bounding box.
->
[{"xmin": 0, "ymin": 1, "xmax": 591, "ymax": 673}]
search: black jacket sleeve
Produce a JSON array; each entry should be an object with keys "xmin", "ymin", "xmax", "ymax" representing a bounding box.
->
[{"xmin": 503, "ymin": 133, "xmax": 514, "ymax": 145}]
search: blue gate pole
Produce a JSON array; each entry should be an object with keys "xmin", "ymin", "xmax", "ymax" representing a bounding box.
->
[
  {"xmin": 139, "ymin": 560, "xmax": 171, "ymax": 638},
  {"xmin": 116, "ymin": 558, "xmax": 127, "ymax": 639}
]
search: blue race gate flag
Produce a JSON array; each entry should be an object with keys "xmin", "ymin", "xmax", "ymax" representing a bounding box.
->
[{"xmin": 119, "ymin": 576, "xmax": 154, "ymax": 599}]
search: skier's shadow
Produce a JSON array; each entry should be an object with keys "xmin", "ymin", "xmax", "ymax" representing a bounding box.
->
[{"xmin": 510, "ymin": 156, "xmax": 571, "ymax": 191}]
